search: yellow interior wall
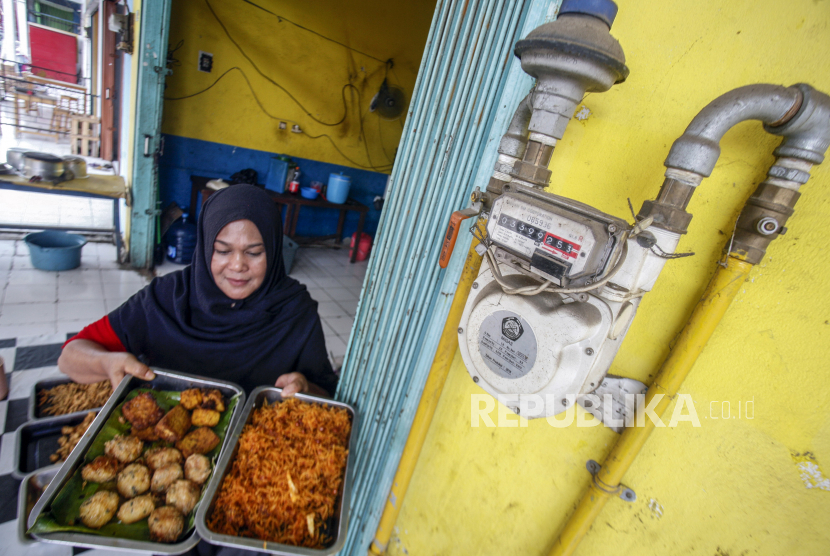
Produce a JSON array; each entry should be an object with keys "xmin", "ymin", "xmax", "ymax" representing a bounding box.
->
[
  {"xmin": 162, "ymin": 0, "xmax": 434, "ymax": 172},
  {"xmin": 389, "ymin": 1, "xmax": 830, "ymax": 555}
]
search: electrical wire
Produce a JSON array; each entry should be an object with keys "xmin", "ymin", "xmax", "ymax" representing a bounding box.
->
[{"xmin": 241, "ymin": 0, "xmax": 387, "ymax": 64}]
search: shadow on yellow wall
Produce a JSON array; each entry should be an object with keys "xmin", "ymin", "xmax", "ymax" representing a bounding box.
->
[
  {"xmin": 389, "ymin": 1, "xmax": 830, "ymax": 555},
  {"xmin": 162, "ymin": 0, "xmax": 435, "ymax": 172}
]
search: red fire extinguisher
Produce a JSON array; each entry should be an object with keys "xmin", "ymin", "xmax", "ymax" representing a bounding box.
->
[{"xmin": 350, "ymin": 232, "xmax": 373, "ymax": 262}]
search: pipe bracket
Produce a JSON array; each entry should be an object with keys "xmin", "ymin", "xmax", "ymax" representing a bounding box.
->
[{"xmin": 586, "ymin": 460, "xmax": 637, "ymax": 502}]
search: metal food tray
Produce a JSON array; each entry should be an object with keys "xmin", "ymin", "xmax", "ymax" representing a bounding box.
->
[
  {"xmin": 28, "ymin": 369, "xmax": 246, "ymax": 555},
  {"xmin": 28, "ymin": 376, "xmax": 108, "ymax": 422},
  {"xmin": 195, "ymin": 386, "xmax": 358, "ymax": 556},
  {"xmin": 18, "ymin": 464, "xmax": 61, "ymax": 545},
  {"xmin": 13, "ymin": 411, "xmax": 98, "ymax": 479}
]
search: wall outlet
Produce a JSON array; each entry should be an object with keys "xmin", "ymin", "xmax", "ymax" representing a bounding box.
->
[
  {"xmin": 279, "ymin": 121, "xmax": 287, "ymax": 130},
  {"xmin": 198, "ymin": 51, "xmax": 213, "ymax": 73},
  {"xmin": 291, "ymin": 124, "xmax": 302, "ymax": 133}
]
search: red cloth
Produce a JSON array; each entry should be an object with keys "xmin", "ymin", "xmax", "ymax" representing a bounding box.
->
[{"xmin": 64, "ymin": 315, "xmax": 126, "ymax": 352}]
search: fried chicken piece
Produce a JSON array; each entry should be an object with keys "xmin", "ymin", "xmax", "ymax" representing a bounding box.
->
[
  {"xmin": 166, "ymin": 479, "xmax": 200, "ymax": 515},
  {"xmin": 154, "ymin": 405, "xmax": 191, "ymax": 443},
  {"xmin": 179, "ymin": 389, "xmax": 203, "ymax": 410},
  {"xmin": 152, "ymin": 463, "xmax": 183, "ymax": 493},
  {"xmin": 183, "ymin": 454, "xmax": 211, "ymax": 485},
  {"xmin": 117, "ymin": 494, "xmax": 155, "ymax": 524},
  {"xmin": 121, "ymin": 392, "xmax": 165, "ymax": 430},
  {"xmin": 148, "ymin": 506, "xmax": 184, "ymax": 543},
  {"xmin": 104, "ymin": 434, "xmax": 143, "ymax": 463},
  {"xmin": 132, "ymin": 425, "xmax": 160, "ymax": 441},
  {"xmin": 79, "ymin": 490, "xmax": 119, "ymax": 529},
  {"xmin": 144, "ymin": 447, "xmax": 183, "ymax": 471},
  {"xmin": 81, "ymin": 455, "xmax": 119, "ymax": 483},
  {"xmin": 200, "ymin": 389, "xmax": 225, "ymax": 412},
  {"xmin": 175, "ymin": 427, "xmax": 220, "ymax": 458},
  {"xmin": 117, "ymin": 463, "xmax": 151, "ymax": 498},
  {"xmin": 191, "ymin": 408, "xmax": 220, "ymax": 427}
]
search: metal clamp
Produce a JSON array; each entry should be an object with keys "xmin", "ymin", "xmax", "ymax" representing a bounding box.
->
[{"xmin": 586, "ymin": 460, "xmax": 636, "ymax": 502}]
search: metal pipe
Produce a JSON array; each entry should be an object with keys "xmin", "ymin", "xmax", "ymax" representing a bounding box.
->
[{"xmin": 549, "ymin": 255, "xmax": 753, "ymax": 556}]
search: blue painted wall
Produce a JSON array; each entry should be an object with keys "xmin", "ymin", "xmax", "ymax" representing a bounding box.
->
[{"xmin": 158, "ymin": 134, "xmax": 388, "ymax": 239}]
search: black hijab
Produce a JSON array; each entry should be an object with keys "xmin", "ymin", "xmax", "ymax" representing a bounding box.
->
[{"xmin": 109, "ymin": 184, "xmax": 337, "ymax": 394}]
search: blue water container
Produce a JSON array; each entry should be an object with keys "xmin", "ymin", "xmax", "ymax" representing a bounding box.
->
[
  {"xmin": 327, "ymin": 172, "xmax": 351, "ymax": 204},
  {"xmin": 265, "ymin": 156, "xmax": 291, "ymax": 193},
  {"xmin": 165, "ymin": 215, "xmax": 198, "ymax": 264},
  {"xmin": 24, "ymin": 231, "xmax": 87, "ymax": 271}
]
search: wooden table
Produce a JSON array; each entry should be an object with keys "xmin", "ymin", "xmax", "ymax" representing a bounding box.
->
[{"xmin": 189, "ymin": 175, "xmax": 369, "ymax": 263}]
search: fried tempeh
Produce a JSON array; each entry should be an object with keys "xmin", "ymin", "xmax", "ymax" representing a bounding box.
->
[
  {"xmin": 175, "ymin": 426, "xmax": 220, "ymax": 458},
  {"xmin": 132, "ymin": 425, "xmax": 161, "ymax": 441},
  {"xmin": 122, "ymin": 392, "xmax": 165, "ymax": 430},
  {"xmin": 191, "ymin": 408, "xmax": 220, "ymax": 427},
  {"xmin": 200, "ymin": 389, "xmax": 225, "ymax": 412},
  {"xmin": 179, "ymin": 389, "xmax": 203, "ymax": 410},
  {"xmin": 155, "ymin": 405, "xmax": 191, "ymax": 443}
]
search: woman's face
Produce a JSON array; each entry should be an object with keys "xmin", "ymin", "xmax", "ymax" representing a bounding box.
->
[{"xmin": 211, "ymin": 219, "xmax": 267, "ymax": 300}]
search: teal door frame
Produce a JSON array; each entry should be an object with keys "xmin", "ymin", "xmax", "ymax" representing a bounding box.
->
[{"xmin": 130, "ymin": 0, "xmax": 173, "ymax": 269}]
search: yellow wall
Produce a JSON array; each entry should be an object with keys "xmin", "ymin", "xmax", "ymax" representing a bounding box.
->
[
  {"xmin": 162, "ymin": 0, "xmax": 434, "ymax": 172},
  {"xmin": 389, "ymin": 1, "xmax": 830, "ymax": 555}
]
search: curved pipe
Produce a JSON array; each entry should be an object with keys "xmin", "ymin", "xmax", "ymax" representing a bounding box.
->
[
  {"xmin": 498, "ymin": 93, "xmax": 534, "ymax": 159},
  {"xmin": 664, "ymin": 84, "xmax": 802, "ymax": 177}
]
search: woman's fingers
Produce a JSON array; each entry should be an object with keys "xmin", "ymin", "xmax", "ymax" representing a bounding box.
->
[
  {"xmin": 107, "ymin": 354, "xmax": 155, "ymax": 390},
  {"xmin": 276, "ymin": 372, "xmax": 308, "ymax": 397}
]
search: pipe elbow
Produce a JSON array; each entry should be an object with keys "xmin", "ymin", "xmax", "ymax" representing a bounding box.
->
[
  {"xmin": 664, "ymin": 84, "xmax": 802, "ymax": 176},
  {"xmin": 498, "ymin": 93, "xmax": 535, "ymax": 158},
  {"xmin": 766, "ymin": 84, "xmax": 830, "ymax": 165}
]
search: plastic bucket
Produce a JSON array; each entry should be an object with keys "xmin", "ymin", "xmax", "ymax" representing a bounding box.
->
[
  {"xmin": 24, "ymin": 231, "xmax": 87, "ymax": 271},
  {"xmin": 327, "ymin": 173, "xmax": 351, "ymax": 204}
]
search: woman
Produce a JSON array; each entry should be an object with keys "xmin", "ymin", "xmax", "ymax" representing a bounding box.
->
[{"xmin": 59, "ymin": 184, "xmax": 337, "ymax": 397}]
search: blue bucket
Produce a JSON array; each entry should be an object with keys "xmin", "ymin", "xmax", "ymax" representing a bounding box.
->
[
  {"xmin": 327, "ymin": 172, "xmax": 351, "ymax": 204},
  {"xmin": 24, "ymin": 231, "xmax": 87, "ymax": 271}
]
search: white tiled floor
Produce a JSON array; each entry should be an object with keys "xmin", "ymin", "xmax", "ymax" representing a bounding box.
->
[{"xmin": 0, "ymin": 192, "xmax": 367, "ymax": 369}]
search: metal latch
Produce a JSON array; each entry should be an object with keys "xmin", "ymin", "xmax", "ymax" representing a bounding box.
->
[{"xmin": 438, "ymin": 187, "xmax": 486, "ymax": 268}]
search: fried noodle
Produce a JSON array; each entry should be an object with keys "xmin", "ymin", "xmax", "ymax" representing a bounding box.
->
[{"xmin": 207, "ymin": 398, "xmax": 351, "ymax": 548}]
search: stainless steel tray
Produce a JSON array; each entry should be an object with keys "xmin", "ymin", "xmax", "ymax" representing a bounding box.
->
[
  {"xmin": 28, "ymin": 377, "xmax": 109, "ymax": 422},
  {"xmin": 18, "ymin": 464, "xmax": 61, "ymax": 545},
  {"xmin": 13, "ymin": 411, "xmax": 98, "ymax": 479},
  {"xmin": 28, "ymin": 369, "xmax": 246, "ymax": 555},
  {"xmin": 195, "ymin": 387, "xmax": 358, "ymax": 556}
]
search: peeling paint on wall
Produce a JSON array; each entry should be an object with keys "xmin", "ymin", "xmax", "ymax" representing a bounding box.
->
[
  {"xmin": 575, "ymin": 105, "xmax": 592, "ymax": 121},
  {"xmin": 648, "ymin": 498, "xmax": 664, "ymax": 519},
  {"xmin": 792, "ymin": 452, "xmax": 830, "ymax": 491}
]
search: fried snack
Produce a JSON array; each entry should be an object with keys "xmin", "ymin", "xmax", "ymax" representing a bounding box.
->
[
  {"xmin": 179, "ymin": 389, "xmax": 203, "ymax": 410},
  {"xmin": 200, "ymin": 389, "xmax": 225, "ymax": 412},
  {"xmin": 117, "ymin": 494, "xmax": 155, "ymax": 524},
  {"xmin": 191, "ymin": 408, "xmax": 220, "ymax": 427},
  {"xmin": 81, "ymin": 455, "xmax": 119, "ymax": 483},
  {"xmin": 152, "ymin": 463, "xmax": 183, "ymax": 493},
  {"xmin": 155, "ymin": 405, "xmax": 191, "ymax": 443},
  {"xmin": 207, "ymin": 399, "xmax": 352, "ymax": 548},
  {"xmin": 175, "ymin": 427, "xmax": 220, "ymax": 458},
  {"xmin": 148, "ymin": 506, "xmax": 184, "ymax": 543},
  {"xmin": 144, "ymin": 447, "xmax": 183, "ymax": 471},
  {"xmin": 37, "ymin": 381, "xmax": 111, "ymax": 417},
  {"xmin": 105, "ymin": 434, "xmax": 144, "ymax": 463},
  {"xmin": 132, "ymin": 425, "xmax": 161, "ymax": 441},
  {"xmin": 117, "ymin": 463, "xmax": 151, "ymax": 498},
  {"xmin": 79, "ymin": 490, "xmax": 120, "ymax": 529},
  {"xmin": 51, "ymin": 411, "xmax": 97, "ymax": 463},
  {"xmin": 166, "ymin": 479, "xmax": 200, "ymax": 515},
  {"xmin": 184, "ymin": 454, "xmax": 211, "ymax": 485},
  {"xmin": 121, "ymin": 392, "xmax": 165, "ymax": 430}
]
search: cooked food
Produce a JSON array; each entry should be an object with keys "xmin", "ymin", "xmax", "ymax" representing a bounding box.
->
[
  {"xmin": 132, "ymin": 425, "xmax": 161, "ymax": 441},
  {"xmin": 165, "ymin": 479, "xmax": 200, "ymax": 515},
  {"xmin": 179, "ymin": 388, "xmax": 203, "ymax": 410},
  {"xmin": 152, "ymin": 463, "xmax": 183, "ymax": 493},
  {"xmin": 200, "ymin": 389, "xmax": 225, "ymax": 412},
  {"xmin": 121, "ymin": 392, "xmax": 165, "ymax": 430},
  {"xmin": 105, "ymin": 434, "xmax": 144, "ymax": 463},
  {"xmin": 81, "ymin": 455, "xmax": 119, "ymax": 483},
  {"xmin": 184, "ymin": 454, "xmax": 211, "ymax": 485},
  {"xmin": 144, "ymin": 447, "xmax": 183, "ymax": 471},
  {"xmin": 79, "ymin": 490, "xmax": 120, "ymax": 529},
  {"xmin": 117, "ymin": 463, "xmax": 151, "ymax": 498},
  {"xmin": 155, "ymin": 405, "xmax": 191, "ymax": 443},
  {"xmin": 176, "ymin": 426, "xmax": 220, "ymax": 458},
  {"xmin": 207, "ymin": 399, "xmax": 352, "ymax": 548},
  {"xmin": 51, "ymin": 411, "xmax": 97, "ymax": 463},
  {"xmin": 148, "ymin": 505, "xmax": 184, "ymax": 543},
  {"xmin": 37, "ymin": 380, "xmax": 111, "ymax": 417},
  {"xmin": 117, "ymin": 494, "xmax": 155, "ymax": 524},
  {"xmin": 191, "ymin": 408, "xmax": 220, "ymax": 427}
]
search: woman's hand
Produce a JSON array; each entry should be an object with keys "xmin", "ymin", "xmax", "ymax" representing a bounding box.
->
[
  {"xmin": 275, "ymin": 372, "xmax": 309, "ymax": 397},
  {"xmin": 58, "ymin": 339, "xmax": 155, "ymax": 390},
  {"xmin": 105, "ymin": 352, "xmax": 155, "ymax": 390}
]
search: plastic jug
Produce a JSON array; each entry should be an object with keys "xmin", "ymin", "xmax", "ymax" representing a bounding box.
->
[
  {"xmin": 327, "ymin": 172, "xmax": 351, "ymax": 204},
  {"xmin": 165, "ymin": 215, "xmax": 198, "ymax": 264}
]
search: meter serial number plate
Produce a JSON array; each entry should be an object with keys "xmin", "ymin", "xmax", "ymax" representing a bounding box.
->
[{"xmin": 488, "ymin": 196, "xmax": 595, "ymax": 276}]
